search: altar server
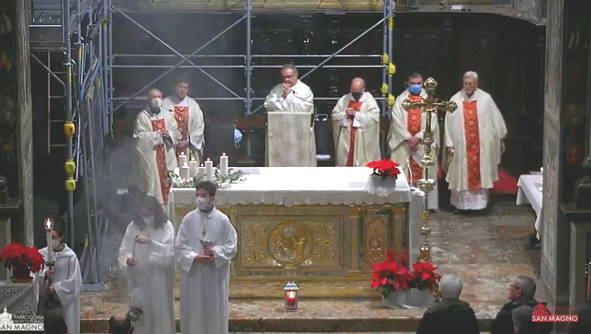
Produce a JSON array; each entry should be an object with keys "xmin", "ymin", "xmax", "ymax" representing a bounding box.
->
[
  {"xmin": 119, "ymin": 192, "xmax": 175, "ymax": 334},
  {"xmin": 388, "ymin": 72, "xmax": 439, "ymax": 209},
  {"xmin": 162, "ymin": 76, "xmax": 205, "ymax": 162},
  {"xmin": 39, "ymin": 219, "xmax": 82, "ymax": 334},
  {"xmin": 132, "ymin": 88, "xmax": 180, "ymax": 205},
  {"xmin": 445, "ymin": 71, "xmax": 507, "ymax": 211},
  {"xmin": 331, "ymin": 77, "xmax": 380, "ymax": 167},
  {"xmin": 175, "ymin": 181, "xmax": 238, "ymax": 334}
]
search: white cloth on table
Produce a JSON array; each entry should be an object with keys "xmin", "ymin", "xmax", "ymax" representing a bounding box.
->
[
  {"xmin": 516, "ymin": 174, "xmax": 543, "ymax": 239},
  {"xmin": 169, "ymin": 167, "xmax": 412, "ymax": 208}
]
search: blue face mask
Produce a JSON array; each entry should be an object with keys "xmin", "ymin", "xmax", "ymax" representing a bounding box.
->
[
  {"xmin": 234, "ymin": 128, "xmax": 243, "ymax": 148},
  {"xmin": 409, "ymin": 84, "xmax": 422, "ymax": 95}
]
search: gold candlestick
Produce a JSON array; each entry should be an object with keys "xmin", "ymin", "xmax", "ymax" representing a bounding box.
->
[{"xmin": 401, "ymin": 77, "xmax": 456, "ymax": 262}]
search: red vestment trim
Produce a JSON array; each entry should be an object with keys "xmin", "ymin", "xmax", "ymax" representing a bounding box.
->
[
  {"xmin": 173, "ymin": 105, "xmax": 189, "ymax": 157},
  {"xmin": 407, "ymin": 95, "xmax": 423, "ymax": 183},
  {"xmin": 345, "ymin": 100, "xmax": 362, "ymax": 167},
  {"xmin": 463, "ymin": 100, "xmax": 481, "ymax": 190},
  {"xmin": 151, "ymin": 118, "xmax": 171, "ymax": 203}
]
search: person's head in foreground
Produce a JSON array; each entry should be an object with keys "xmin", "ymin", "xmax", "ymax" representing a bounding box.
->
[{"xmin": 108, "ymin": 312, "xmax": 133, "ymax": 334}]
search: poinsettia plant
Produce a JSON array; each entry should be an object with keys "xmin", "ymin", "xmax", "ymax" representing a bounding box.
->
[
  {"xmin": 365, "ymin": 159, "xmax": 401, "ymax": 178},
  {"xmin": 0, "ymin": 242, "xmax": 45, "ymax": 274},
  {"xmin": 371, "ymin": 249, "xmax": 441, "ymax": 297}
]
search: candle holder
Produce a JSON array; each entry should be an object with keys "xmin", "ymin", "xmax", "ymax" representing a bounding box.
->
[
  {"xmin": 284, "ymin": 281, "xmax": 299, "ymax": 311},
  {"xmin": 401, "ymin": 78, "xmax": 456, "ymax": 262}
]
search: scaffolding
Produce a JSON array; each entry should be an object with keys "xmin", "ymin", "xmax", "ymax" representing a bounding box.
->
[
  {"xmin": 112, "ymin": 0, "xmax": 397, "ymax": 117},
  {"xmin": 30, "ymin": 0, "xmax": 113, "ymax": 285}
]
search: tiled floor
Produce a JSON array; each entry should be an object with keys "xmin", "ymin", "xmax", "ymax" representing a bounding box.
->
[{"xmin": 80, "ymin": 201, "xmax": 540, "ymax": 333}]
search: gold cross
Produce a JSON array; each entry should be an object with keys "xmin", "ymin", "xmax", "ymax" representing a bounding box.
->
[{"xmin": 400, "ymin": 77, "xmax": 456, "ymax": 262}]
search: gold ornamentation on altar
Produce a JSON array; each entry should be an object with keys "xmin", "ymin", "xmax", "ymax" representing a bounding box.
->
[
  {"xmin": 268, "ymin": 221, "xmax": 313, "ymax": 266},
  {"xmin": 402, "ymin": 77, "xmax": 456, "ymax": 262},
  {"xmin": 365, "ymin": 217, "xmax": 387, "ymax": 265}
]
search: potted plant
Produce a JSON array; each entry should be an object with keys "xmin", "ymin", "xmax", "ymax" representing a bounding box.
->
[
  {"xmin": 364, "ymin": 159, "xmax": 401, "ymax": 196},
  {"xmin": 371, "ymin": 249, "xmax": 440, "ymax": 308},
  {"xmin": 0, "ymin": 242, "xmax": 45, "ymax": 283}
]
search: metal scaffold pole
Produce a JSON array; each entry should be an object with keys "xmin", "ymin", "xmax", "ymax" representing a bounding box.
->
[
  {"xmin": 63, "ymin": 0, "xmax": 76, "ymax": 246},
  {"xmin": 245, "ymin": 0, "xmax": 252, "ymax": 115}
]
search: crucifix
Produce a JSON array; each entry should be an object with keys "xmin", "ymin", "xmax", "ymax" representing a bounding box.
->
[{"xmin": 401, "ymin": 77, "xmax": 457, "ymax": 262}]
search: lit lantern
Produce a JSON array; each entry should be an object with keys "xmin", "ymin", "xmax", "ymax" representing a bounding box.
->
[
  {"xmin": 64, "ymin": 121, "xmax": 75, "ymax": 137},
  {"xmin": 284, "ymin": 281, "xmax": 299, "ymax": 311}
]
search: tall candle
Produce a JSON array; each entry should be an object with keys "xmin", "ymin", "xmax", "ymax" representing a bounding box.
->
[
  {"xmin": 220, "ymin": 153, "xmax": 229, "ymax": 177},
  {"xmin": 44, "ymin": 218, "xmax": 54, "ymax": 263},
  {"xmin": 198, "ymin": 164, "xmax": 206, "ymax": 178},
  {"xmin": 180, "ymin": 163, "xmax": 190, "ymax": 180},
  {"xmin": 205, "ymin": 159, "xmax": 214, "ymax": 181},
  {"xmin": 189, "ymin": 158, "xmax": 198, "ymax": 178},
  {"xmin": 178, "ymin": 152, "xmax": 187, "ymax": 167}
]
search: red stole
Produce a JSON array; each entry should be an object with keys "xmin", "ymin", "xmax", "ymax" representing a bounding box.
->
[
  {"xmin": 463, "ymin": 100, "xmax": 481, "ymax": 190},
  {"xmin": 345, "ymin": 100, "xmax": 362, "ymax": 167},
  {"xmin": 151, "ymin": 118, "xmax": 171, "ymax": 203},
  {"xmin": 407, "ymin": 94, "xmax": 423, "ymax": 183},
  {"xmin": 173, "ymin": 105, "xmax": 189, "ymax": 157}
]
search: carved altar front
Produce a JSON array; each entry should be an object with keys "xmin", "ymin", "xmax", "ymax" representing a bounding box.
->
[{"xmin": 168, "ymin": 167, "xmax": 416, "ymax": 297}]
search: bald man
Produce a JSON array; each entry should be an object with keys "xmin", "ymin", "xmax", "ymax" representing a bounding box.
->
[
  {"xmin": 331, "ymin": 77, "xmax": 380, "ymax": 166},
  {"xmin": 132, "ymin": 88, "xmax": 180, "ymax": 205}
]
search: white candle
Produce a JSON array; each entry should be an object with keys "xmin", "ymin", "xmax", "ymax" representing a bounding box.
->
[
  {"xmin": 44, "ymin": 218, "xmax": 54, "ymax": 263},
  {"xmin": 198, "ymin": 164, "xmax": 206, "ymax": 178},
  {"xmin": 180, "ymin": 163, "xmax": 190, "ymax": 180},
  {"xmin": 189, "ymin": 158, "xmax": 198, "ymax": 178},
  {"xmin": 205, "ymin": 159, "xmax": 214, "ymax": 181},
  {"xmin": 178, "ymin": 152, "xmax": 187, "ymax": 167},
  {"xmin": 220, "ymin": 153, "xmax": 229, "ymax": 177}
]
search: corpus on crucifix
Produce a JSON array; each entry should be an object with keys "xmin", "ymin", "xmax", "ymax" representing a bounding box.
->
[{"xmin": 401, "ymin": 77, "xmax": 456, "ymax": 262}]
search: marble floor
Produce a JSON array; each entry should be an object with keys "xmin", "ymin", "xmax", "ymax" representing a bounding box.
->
[{"xmin": 80, "ymin": 200, "xmax": 540, "ymax": 333}]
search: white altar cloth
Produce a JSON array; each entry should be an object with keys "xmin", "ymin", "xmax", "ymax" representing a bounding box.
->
[
  {"xmin": 516, "ymin": 174, "xmax": 543, "ymax": 238},
  {"xmin": 169, "ymin": 167, "xmax": 412, "ymax": 207}
]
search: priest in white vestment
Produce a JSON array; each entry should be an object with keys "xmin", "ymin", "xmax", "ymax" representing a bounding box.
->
[
  {"xmin": 175, "ymin": 181, "xmax": 238, "ymax": 334},
  {"xmin": 388, "ymin": 73, "xmax": 439, "ymax": 209},
  {"xmin": 39, "ymin": 220, "xmax": 82, "ymax": 334},
  {"xmin": 264, "ymin": 64, "xmax": 316, "ymax": 166},
  {"xmin": 162, "ymin": 77, "xmax": 205, "ymax": 162},
  {"xmin": 445, "ymin": 71, "xmax": 507, "ymax": 211},
  {"xmin": 133, "ymin": 89, "xmax": 180, "ymax": 205},
  {"xmin": 119, "ymin": 193, "xmax": 175, "ymax": 334},
  {"xmin": 331, "ymin": 77, "xmax": 380, "ymax": 167}
]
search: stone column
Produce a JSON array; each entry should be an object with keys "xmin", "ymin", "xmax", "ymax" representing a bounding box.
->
[{"xmin": 15, "ymin": 0, "xmax": 34, "ymax": 246}]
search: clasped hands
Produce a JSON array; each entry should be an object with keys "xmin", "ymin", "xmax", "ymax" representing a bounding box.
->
[
  {"xmin": 45, "ymin": 269, "xmax": 56, "ymax": 293},
  {"xmin": 345, "ymin": 107, "xmax": 357, "ymax": 117},
  {"xmin": 194, "ymin": 242, "xmax": 214, "ymax": 263},
  {"xmin": 406, "ymin": 136, "xmax": 421, "ymax": 152}
]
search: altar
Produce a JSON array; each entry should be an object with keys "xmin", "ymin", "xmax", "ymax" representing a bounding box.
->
[{"xmin": 168, "ymin": 167, "xmax": 421, "ymax": 296}]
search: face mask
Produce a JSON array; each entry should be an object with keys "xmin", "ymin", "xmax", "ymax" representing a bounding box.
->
[
  {"xmin": 409, "ymin": 84, "xmax": 422, "ymax": 95},
  {"xmin": 50, "ymin": 239, "xmax": 61, "ymax": 250},
  {"xmin": 351, "ymin": 92, "xmax": 363, "ymax": 101},
  {"xmin": 234, "ymin": 128, "xmax": 243, "ymax": 148},
  {"xmin": 143, "ymin": 215, "xmax": 154, "ymax": 226},
  {"xmin": 196, "ymin": 197, "xmax": 213, "ymax": 212},
  {"xmin": 150, "ymin": 98, "xmax": 162, "ymax": 112}
]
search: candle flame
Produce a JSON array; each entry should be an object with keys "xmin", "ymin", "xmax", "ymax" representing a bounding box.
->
[
  {"xmin": 222, "ymin": 152, "xmax": 226, "ymax": 156},
  {"xmin": 45, "ymin": 217, "xmax": 53, "ymax": 230}
]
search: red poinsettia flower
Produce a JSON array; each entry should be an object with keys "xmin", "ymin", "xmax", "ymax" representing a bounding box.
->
[
  {"xmin": 365, "ymin": 159, "xmax": 401, "ymax": 177},
  {"xmin": 0, "ymin": 242, "xmax": 45, "ymax": 273},
  {"xmin": 410, "ymin": 261, "xmax": 442, "ymax": 291}
]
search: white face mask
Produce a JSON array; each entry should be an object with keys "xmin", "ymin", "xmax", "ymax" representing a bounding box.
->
[
  {"xmin": 150, "ymin": 97, "xmax": 162, "ymax": 110},
  {"xmin": 50, "ymin": 239, "xmax": 61, "ymax": 250},
  {"xmin": 196, "ymin": 197, "xmax": 213, "ymax": 212},
  {"xmin": 143, "ymin": 215, "xmax": 155, "ymax": 226}
]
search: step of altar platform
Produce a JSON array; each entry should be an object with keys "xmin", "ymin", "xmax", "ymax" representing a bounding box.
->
[{"xmin": 80, "ymin": 298, "xmax": 495, "ymax": 333}]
